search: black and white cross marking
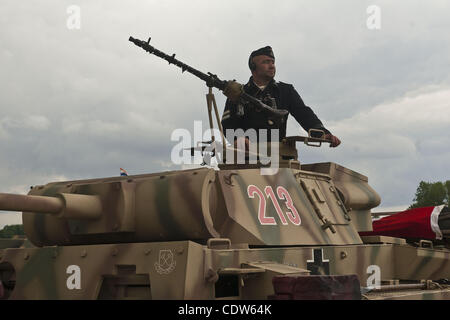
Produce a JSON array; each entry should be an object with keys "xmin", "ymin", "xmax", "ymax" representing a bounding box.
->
[{"xmin": 306, "ymin": 248, "xmax": 330, "ymax": 275}]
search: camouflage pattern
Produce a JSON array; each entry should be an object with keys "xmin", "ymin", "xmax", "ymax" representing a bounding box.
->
[
  {"xmin": 1, "ymin": 149, "xmax": 450, "ymax": 299},
  {"xmin": 1, "ymin": 237, "xmax": 450, "ymax": 299}
]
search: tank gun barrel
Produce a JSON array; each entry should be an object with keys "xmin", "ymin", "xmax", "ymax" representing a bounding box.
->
[
  {"xmin": 0, "ymin": 192, "xmax": 102, "ymax": 220},
  {"xmin": 0, "ymin": 193, "xmax": 62, "ymax": 214}
]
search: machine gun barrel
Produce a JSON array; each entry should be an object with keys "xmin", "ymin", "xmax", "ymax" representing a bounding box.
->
[
  {"xmin": 129, "ymin": 36, "xmax": 288, "ymax": 118},
  {"xmin": 129, "ymin": 36, "xmax": 227, "ymax": 90}
]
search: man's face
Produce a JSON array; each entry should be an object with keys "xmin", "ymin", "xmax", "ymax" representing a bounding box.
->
[{"xmin": 252, "ymin": 55, "xmax": 276, "ymax": 80}]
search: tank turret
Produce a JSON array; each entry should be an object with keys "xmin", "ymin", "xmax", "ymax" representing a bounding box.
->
[
  {"xmin": 0, "ymin": 139, "xmax": 380, "ymax": 248},
  {"xmin": 1, "ymin": 169, "xmax": 218, "ymax": 246}
]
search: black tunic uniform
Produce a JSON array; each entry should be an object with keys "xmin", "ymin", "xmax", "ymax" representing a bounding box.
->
[{"xmin": 221, "ymin": 77, "xmax": 330, "ymax": 142}]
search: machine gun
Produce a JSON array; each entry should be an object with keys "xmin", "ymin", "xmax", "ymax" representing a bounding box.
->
[
  {"xmin": 128, "ymin": 36, "xmax": 288, "ymax": 120},
  {"xmin": 129, "ymin": 36, "xmax": 294, "ymax": 165}
]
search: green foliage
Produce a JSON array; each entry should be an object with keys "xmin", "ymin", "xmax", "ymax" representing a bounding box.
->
[
  {"xmin": 0, "ymin": 224, "xmax": 25, "ymax": 238},
  {"xmin": 409, "ymin": 180, "xmax": 450, "ymax": 209}
]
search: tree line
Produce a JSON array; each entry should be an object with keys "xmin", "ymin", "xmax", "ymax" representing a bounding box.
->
[
  {"xmin": 0, "ymin": 224, "xmax": 24, "ymax": 238},
  {"xmin": 408, "ymin": 180, "xmax": 450, "ymax": 209}
]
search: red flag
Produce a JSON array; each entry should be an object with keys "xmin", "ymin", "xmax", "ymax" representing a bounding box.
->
[{"xmin": 359, "ymin": 205, "xmax": 445, "ymax": 240}]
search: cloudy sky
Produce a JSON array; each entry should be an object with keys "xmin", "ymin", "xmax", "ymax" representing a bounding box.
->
[{"xmin": 1, "ymin": 1, "xmax": 450, "ymax": 228}]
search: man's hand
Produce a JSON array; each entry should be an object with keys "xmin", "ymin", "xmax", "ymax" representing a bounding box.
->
[
  {"xmin": 324, "ymin": 134, "xmax": 341, "ymax": 148},
  {"xmin": 223, "ymin": 81, "xmax": 243, "ymax": 102}
]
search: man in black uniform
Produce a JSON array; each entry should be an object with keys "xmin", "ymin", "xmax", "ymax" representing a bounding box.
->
[{"xmin": 221, "ymin": 46, "xmax": 341, "ymax": 148}]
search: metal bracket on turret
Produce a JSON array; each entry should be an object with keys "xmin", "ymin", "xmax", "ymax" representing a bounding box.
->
[
  {"xmin": 321, "ymin": 219, "xmax": 337, "ymax": 233},
  {"xmin": 223, "ymin": 172, "xmax": 239, "ymax": 186}
]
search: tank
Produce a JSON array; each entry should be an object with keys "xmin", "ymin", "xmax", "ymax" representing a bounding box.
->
[
  {"xmin": 1, "ymin": 137, "xmax": 449, "ymax": 300},
  {"xmin": 1, "ymin": 36, "xmax": 449, "ymax": 300}
]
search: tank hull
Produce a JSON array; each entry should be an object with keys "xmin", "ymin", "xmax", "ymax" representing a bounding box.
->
[
  {"xmin": 1, "ymin": 165, "xmax": 449, "ymax": 300},
  {"xmin": 1, "ymin": 238, "xmax": 450, "ymax": 300}
]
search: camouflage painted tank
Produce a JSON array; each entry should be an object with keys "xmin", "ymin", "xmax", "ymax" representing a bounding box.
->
[
  {"xmin": 1, "ymin": 137, "xmax": 450, "ymax": 300},
  {"xmin": 1, "ymin": 36, "xmax": 449, "ymax": 300}
]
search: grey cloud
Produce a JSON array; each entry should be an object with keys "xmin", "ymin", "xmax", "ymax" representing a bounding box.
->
[{"xmin": 1, "ymin": 1, "xmax": 450, "ymax": 226}]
